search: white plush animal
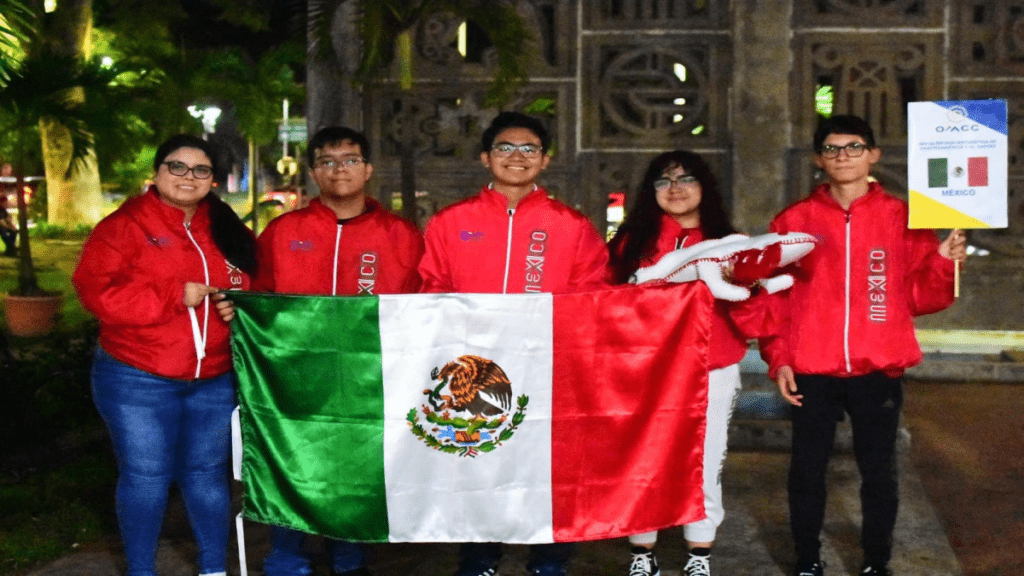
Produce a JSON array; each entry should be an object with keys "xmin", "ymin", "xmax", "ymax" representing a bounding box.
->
[{"xmin": 631, "ymin": 232, "xmax": 817, "ymax": 301}]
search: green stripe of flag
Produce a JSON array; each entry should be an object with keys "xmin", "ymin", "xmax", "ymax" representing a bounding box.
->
[
  {"xmin": 230, "ymin": 292, "xmax": 389, "ymax": 541},
  {"xmin": 928, "ymin": 158, "xmax": 948, "ymax": 188}
]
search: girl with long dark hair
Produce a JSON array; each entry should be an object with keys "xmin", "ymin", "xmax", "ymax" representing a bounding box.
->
[{"xmin": 608, "ymin": 150, "xmax": 758, "ymax": 576}]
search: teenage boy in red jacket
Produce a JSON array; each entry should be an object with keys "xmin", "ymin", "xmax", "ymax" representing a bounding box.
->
[
  {"xmin": 418, "ymin": 112, "xmax": 608, "ymax": 576},
  {"xmin": 760, "ymin": 115, "xmax": 967, "ymax": 576},
  {"xmin": 253, "ymin": 126, "xmax": 423, "ymax": 576}
]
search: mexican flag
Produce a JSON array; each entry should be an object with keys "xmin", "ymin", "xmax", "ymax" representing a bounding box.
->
[
  {"xmin": 927, "ymin": 156, "xmax": 989, "ymax": 188},
  {"xmin": 230, "ymin": 283, "xmax": 712, "ymax": 543}
]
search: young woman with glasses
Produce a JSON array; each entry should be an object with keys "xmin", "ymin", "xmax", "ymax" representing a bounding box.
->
[
  {"xmin": 73, "ymin": 134, "xmax": 258, "ymax": 576},
  {"xmin": 607, "ymin": 150, "xmax": 767, "ymax": 576}
]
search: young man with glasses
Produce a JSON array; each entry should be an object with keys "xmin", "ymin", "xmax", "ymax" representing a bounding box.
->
[
  {"xmin": 759, "ymin": 115, "xmax": 967, "ymax": 576},
  {"xmin": 418, "ymin": 112, "xmax": 608, "ymax": 575},
  {"xmin": 253, "ymin": 126, "xmax": 424, "ymax": 576}
]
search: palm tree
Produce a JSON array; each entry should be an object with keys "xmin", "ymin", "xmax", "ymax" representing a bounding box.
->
[
  {"xmin": 309, "ymin": 0, "xmax": 533, "ymax": 225},
  {"xmin": 0, "ymin": 1, "xmax": 33, "ymax": 69},
  {"xmin": 0, "ymin": 50, "xmax": 122, "ymax": 295}
]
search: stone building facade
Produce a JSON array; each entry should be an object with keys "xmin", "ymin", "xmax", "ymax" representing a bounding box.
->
[{"xmin": 308, "ymin": 0, "xmax": 1024, "ymax": 241}]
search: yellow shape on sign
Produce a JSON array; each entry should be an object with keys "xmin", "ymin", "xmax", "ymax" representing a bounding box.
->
[{"xmin": 907, "ymin": 190, "xmax": 992, "ymax": 229}]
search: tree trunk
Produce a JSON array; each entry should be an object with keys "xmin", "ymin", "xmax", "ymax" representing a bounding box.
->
[
  {"xmin": 36, "ymin": 0, "xmax": 103, "ymax": 227},
  {"xmin": 39, "ymin": 114, "xmax": 103, "ymax": 226},
  {"xmin": 13, "ymin": 128, "xmax": 39, "ymax": 295}
]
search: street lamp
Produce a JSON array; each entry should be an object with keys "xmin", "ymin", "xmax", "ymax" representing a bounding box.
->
[{"xmin": 187, "ymin": 104, "xmax": 222, "ymax": 138}]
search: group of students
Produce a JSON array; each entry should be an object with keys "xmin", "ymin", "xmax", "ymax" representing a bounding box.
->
[{"xmin": 72, "ymin": 111, "xmax": 967, "ymax": 576}]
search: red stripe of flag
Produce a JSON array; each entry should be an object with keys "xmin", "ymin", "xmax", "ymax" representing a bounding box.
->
[
  {"xmin": 551, "ymin": 282, "xmax": 712, "ymax": 541},
  {"xmin": 968, "ymin": 157, "xmax": 988, "ymax": 187}
]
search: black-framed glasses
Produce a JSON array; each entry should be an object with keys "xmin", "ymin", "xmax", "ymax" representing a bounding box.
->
[
  {"xmin": 491, "ymin": 143, "xmax": 542, "ymax": 157},
  {"xmin": 653, "ymin": 175, "xmax": 699, "ymax": 191},
  {"xmin": 819, "ymin": 142, "xmax": 869, "ymax": 159},
  {"xmin": 163, "ymin": 161, "xmax": 213, "ymax": 179},
  {"xmin": 314, "ymin": 157, "xmax": 365, "ymax": 170}
]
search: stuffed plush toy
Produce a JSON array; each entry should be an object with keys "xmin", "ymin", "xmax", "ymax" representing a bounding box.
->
[{"xmin": 631, "ymin": 232, "xmax": 817, "ymax": 301}]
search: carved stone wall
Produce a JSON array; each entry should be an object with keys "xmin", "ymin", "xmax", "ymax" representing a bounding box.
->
[
  {"xmin": 310, "ymin": 0, "xmax": 1023, "ymax": 238},
  {"xmin": 786, "ymin": 0, "xmax": 1024, "ymax": 242},
  {"xmin": 357, "ymin": 0, "xmax": 733, "ymax": 229}
]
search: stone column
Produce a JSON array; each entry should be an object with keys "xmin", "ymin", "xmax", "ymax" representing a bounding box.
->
[{"xmin": 731, "ymin": 0, "xmax": 794, "ymax": 233}]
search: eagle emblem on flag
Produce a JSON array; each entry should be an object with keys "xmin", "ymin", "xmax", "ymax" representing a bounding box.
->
[{"xmin": 407, "ymin": 355, "xmax": 529, "ymax": 458}]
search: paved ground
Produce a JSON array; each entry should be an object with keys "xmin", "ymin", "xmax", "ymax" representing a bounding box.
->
[{"xmin": 902, "ymin": 381, "xmax": 1024, "ymax": 576}]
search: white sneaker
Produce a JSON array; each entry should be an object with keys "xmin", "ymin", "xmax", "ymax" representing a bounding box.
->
[{"xmin": 683, "ymin": 553, "xmax": 711, "ymax": 576}]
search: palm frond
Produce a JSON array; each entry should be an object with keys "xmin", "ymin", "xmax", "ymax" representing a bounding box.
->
[
  {"xmin": 308, "ymin": 0, "xmax": 348, "ymax": 61},
  {"xmin": 351, "ymin": 0, "xmax": 402, "ymax": 86},
  {"xmin": 0, "ymin": 0, "xmax": 36, "ymax": 50},
  {"xmin": 0, "ymin": 50, "xmax": 125, "ymax": 176}
]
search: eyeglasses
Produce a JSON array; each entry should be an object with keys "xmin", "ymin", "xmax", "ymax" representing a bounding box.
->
[
  {"xmin": 163, "ymin": 161, "xmax": 213, "ymax": 179},
  {"xmin": 819, "ymin": 142, "xmax": 869, "ymax": 159},
  {"xmin": 314, "ymin": 157, "xmax": 365, "ymax": 171},
  {"xmin": 653, "ymin": 175, "xmax": 699, "ymax": 191},
  {"xmin": 491, "ymin": 143, "xmax": 542, "ymax": 157}
]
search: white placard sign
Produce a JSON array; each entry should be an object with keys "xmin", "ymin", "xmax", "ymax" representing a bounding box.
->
[{"xmin": 907, "ymin": 99, "xmax": 1008, "ymax": 229}]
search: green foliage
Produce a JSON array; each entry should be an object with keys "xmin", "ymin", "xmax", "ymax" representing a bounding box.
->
[
  {"xmin": 104, "ymin": 143, "xmax": 156, "ymax": 196},
  {"xmin": 0, "ymin": 0, "xmax": 34, "ymax": 63},
  {"xmin": 92, "ymin": 0, "xmax": 305, "ymax": 188},
  {"xmin": 523, "ymin": 97, "xmax": 556, "ymax": 117},
  {"xmin": 30, "ymin": 221, "xmax": 93, "ymax": 239},
  {"xmin": 193, "ymin": 43, "xmax": 305, "ymax": 144},
  {"xmin": 0, "ymin": 48, "xmax": 132, "ymax": 295}
]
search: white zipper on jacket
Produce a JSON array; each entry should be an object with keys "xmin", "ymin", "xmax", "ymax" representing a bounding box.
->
[
  {"xmin": 184, "ymin": 221, "xmax": 211, "ymax": 379},
  {"xmin": 502, "ymin": 209, "xmax": 515, "ymax": 294},
  {"xmin": 332, "ymin": 223, "xmax": 343, "ymax": 296},
  {"xmin": 843, "ymin": 211, "xmax": 852, "ymax": 373}
]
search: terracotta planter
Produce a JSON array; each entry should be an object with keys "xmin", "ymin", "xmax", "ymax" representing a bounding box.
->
[{"xmin": 4, "ymin": 292, "xmax": 63, "ymax": 337}]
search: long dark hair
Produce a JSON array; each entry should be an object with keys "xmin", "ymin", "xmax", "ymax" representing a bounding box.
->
[
  {"xmin": 607, "ymin": 150, "xmax": 736, "ymax": 284},
  {"xmin": 154, "ymin": 135, "xmax": 258, "ymax": 276}
]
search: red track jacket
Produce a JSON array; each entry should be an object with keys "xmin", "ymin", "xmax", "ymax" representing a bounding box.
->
[
  {"xmin": 254, "ymin": 197, "xmax": 423, "ymax": 295},
  {"xmin": 74, "ymin": 188, "xmax": 252, "ymax": 380},
  {"xmin": 419, "ymin": 185, "xmax": 608, "ymax": 294},
  {"xmin": 759, "ymin": 182, "xmax": 956, "ymax": 378}
]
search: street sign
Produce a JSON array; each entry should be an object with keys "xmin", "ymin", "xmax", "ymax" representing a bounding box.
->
[{"xmin": 279, "ymin": 119, "xmax": 307, "ymax": 143}]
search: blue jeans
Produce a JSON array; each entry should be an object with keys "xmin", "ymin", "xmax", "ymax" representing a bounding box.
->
[
  {"xmin": 263, "ymin": 526, "xmax": 366, "ymax": 575},
  {"xmin": 91, "ymin": 348, "xmax": 235, "ymax": 576}
]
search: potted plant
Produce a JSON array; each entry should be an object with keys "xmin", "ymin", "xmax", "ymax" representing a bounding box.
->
[{"xmin": 0, "ymin": 50, "xmax": 121, "ymax": 336}]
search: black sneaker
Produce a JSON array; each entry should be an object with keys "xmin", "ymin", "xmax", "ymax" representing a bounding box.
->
[
  {"xmin": 794, "ymin": 561, "xmax": 824, "ymax": 576},
  {"xmin": 861, "ymin": 566, "xmax": 891, "ymax": 576},
  {"xmin": 683, "ymin": 552, "xmax": 710, "ymax": 576},
  {"xmin": 627, "ymin": 547, "xmax": 660, "ymax": 576}
]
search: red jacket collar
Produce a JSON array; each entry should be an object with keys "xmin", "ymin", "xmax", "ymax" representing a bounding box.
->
[
  {"xmin": 659, "ymin": 213, "xmax": 703, "ymax": 245},
  {"xmin": 479, "ymin": 184, "xmax": 549, "ymax": 210},
  {"xmin": 810, "ymin": 180, "xmax": 886, "ymax": 211},
  {"xmin": 307, "ymin": 196, "xmax": 382, "ymax": 222}
]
